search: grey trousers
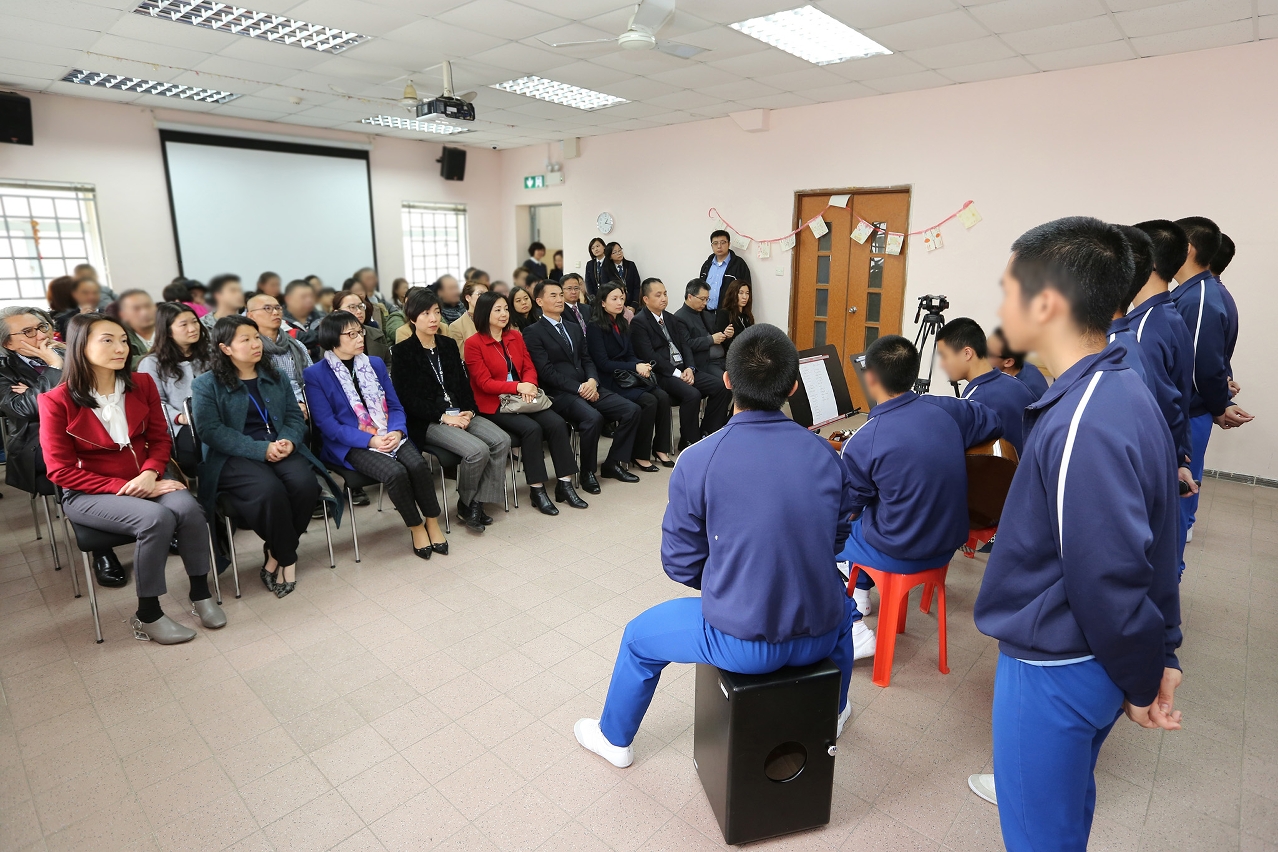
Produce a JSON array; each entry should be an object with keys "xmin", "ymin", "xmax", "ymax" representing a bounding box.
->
[
  {"xmin": 421, "ymin": 416, "xmax": 511, "ymax": 505},
  {"xmin": 61, "ymin": 487, "xmax": 211, "ymax": 598}
]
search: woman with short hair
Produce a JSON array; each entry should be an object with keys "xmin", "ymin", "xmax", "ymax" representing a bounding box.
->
[{"xmin": 333, "ymin": 289, "xmax": 390, "ymax": 363}]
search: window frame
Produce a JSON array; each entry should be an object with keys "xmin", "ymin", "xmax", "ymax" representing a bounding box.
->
[
  {"xmin": 0, "ymin": 180, "xmax": 110, "ymax": 309},
  {"xmin": 401, "ymin": 201, "xmax": 469, "ymax": 289}
]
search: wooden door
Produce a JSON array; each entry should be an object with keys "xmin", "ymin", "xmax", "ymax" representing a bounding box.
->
[{"xmin": 790, "ymin": 189, "xmax": 910, "ymax": 411}]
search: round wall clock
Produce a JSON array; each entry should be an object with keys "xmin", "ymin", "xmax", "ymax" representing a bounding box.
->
[{"xmin": 596, "ymin": 212, "xmax": 614, "ymax": 235}]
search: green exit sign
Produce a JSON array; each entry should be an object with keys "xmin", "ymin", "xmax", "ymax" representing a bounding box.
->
[{"xmin": 523, "ymin": 174, "xmax": 544, "ymax": 189}]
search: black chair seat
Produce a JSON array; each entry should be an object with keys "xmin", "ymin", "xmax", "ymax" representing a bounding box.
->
[
  {"xmin": 69, "ymin": 524, "xmax": 136, "ymax": 553},
  {"xmin": 421, "ymin": 444, "xmax": 462, "ymax": 469},
  {"xmin": 325, "ymin": 464, "xmax": 381, "ymax": 491}
]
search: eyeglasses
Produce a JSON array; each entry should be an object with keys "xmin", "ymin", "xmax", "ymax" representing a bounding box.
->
[
  {"xmin": 339, "ymin": 328, "xmax": 366, "ymax": 340},
  {"xmin": 341, "ymin": 303, "xmax": 366, "ymax": 314},
  {"xmin": 249, "ymin": 305, "xmax": 283, "ymax": 315},
  {"xmin": 689, "ymin": 293, "xmax": 709, "ymax": 303},
  {"xmin": 13, "ymin": 322, "xmax": 51, "ymax": 338}
]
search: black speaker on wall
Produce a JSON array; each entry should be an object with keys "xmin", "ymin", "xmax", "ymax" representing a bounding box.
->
[
  {"xmin": 438, "ymin": 146, "xmax": 466, "ymax": 181},
  {"xmin": 0, "ymin": 92, "xmax": 33, "ymax": 146}
]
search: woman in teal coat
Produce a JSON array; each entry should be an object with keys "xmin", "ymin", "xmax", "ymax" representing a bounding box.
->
[{"xmin": 191, "ymin": 316, "xmax": 341, "ymax": 597}]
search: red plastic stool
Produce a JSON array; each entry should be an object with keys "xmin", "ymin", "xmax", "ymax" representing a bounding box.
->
[
  {"xmin": 848, "ymin": 563, "xmax": 949, "ymax": 687},
  {"xmin": 961, "ymin": 527, "xmax": 997, "ymax": 558}
]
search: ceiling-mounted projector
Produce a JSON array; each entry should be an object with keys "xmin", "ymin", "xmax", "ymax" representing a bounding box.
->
[{"xmin": 417, "ymin": 96, "xmax": 475, "ymax": 121}]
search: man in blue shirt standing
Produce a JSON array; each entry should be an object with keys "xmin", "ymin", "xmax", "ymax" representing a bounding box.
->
[
  {"xmin": 575, "ymin": 324, "xmax": 859, "ymax": 768},
  {"xmin": 936, "ymin": 317, "xmax": 1037, "ymax": 456},
  {"xmin": 699, "ymin": 229, "xmax": 751, "ymax": 312},
  {"xmin": 974, "ymin": 217, "xmax": 1184, "ymax": 852}
]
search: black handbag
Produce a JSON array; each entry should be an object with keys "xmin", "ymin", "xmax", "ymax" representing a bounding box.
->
[{"xmin": 613, "ymin": 364, "xmax": 656, "ymax": 389}]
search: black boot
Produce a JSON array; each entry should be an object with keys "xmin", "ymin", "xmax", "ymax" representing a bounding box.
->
[
  {"xmin": 457, "ymin": 497, "xmax": 486, "ymax": 533},
  {"xmin": 555, "ymin": 480, "xmax": 589, "ymax": 509},
  {"xmin": 530, "ymin": 486, "xmax": 559, "ymax": 516},
  {"xmin": 600, "ymin": 461, "xmax": 640, "ymax": 483},
  {"xmin": 92, "ymin": 550, "xmax": 127, "ymax": 588},
  {"xmin": 580, "ymin": 471, "xmax": 601, "ymax": 494},
  {"xmin": 472, "ymin": 501, "xmax": 494, "ymax": 525},
  {"xmin": 349, "ymin": 487, "xmax": 370, "ymax": 507}
]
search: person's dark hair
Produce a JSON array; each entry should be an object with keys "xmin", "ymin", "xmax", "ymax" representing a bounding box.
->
[
  {"xmin": 391, "ymin": 278, "xmax": 410, "ymax": 304},
  {"xmin": 1174, "ymin": 216, "xmax": 1221, "ymax": 268},
  {"xmin": 472, "ymin": 291, "xmax": 509, "ymax": 334},
  {"xmin": 1117, "ymin": 225, "xmax": 1155, "ymax": 309},
  {"xmin": 1008, "ymin": 216, "xmax": 1132, "ymax": 337},
  {"xmin": 318, "ymin": 287, "xmax": 336, "ymax": 302},
  {"xmin": 47, "ymin": 276, "xmax": 77, "ymax": 313},
  {"xmin": 864, "ymin": 335, "xmax": 919, "ymax": 396},
  {"xmin": 711, "ymin": 229, "xmax": 731, "ymax": 244},
  {"xmin": 726, "ymin": 324, "xmax": 798, "ymax": 412},
  {"xmin": 150, "ymin": 301, "xmax": 211, "ymax": 383},
  {"xmin": 315, "ymin": 310, "xmax": 363, "ymax": 351},
  {"xmin": 988, "ymin": 327, "xmax": 1025, "ymax": 370},
  {"xmin": 589, "ymin": 283, "xmax": 630, "ymax": 333},
  {"xmin": 723, "ymin": 279, "xmax": 754, "ymax": 325},
  {"xmin": 528, "ymin": 241, "xmax": 545, "ymax": 256},
  {"xmin": 510, "ymin": 285, "xmax": 540, "ymax": 330},
  {"xmin": 284, "ymin": 279, "xmax": 312, "ymax": 297},
  {"xmin": 305, "ymin": 275, "xmax": 321, "ymax": 285},
  {"xmin": 256, "ymin": 271, "xmax": 279, "ymax": 289},
  {"xmin": 640, "ymin": 277, "xmax": 663, "ymax": 298},
  {"xmin": 185, "ymin": 281, "xmax": 206, "ymax": 298},
  {"xmin": 1211, "ymin": 233, "xmax": 1235, "ymax": 276},
  {"xmin": 210, "ymin": 315, "xmax": 274, "ymax": 388},
  {"xmin": 404, "ymin": 286, "xmax": 439, "ymax": 326},
  {"xmin": 560, "ymin": 272, "xmax": 583, "ymax": 286},
  {"xmin": 62, "ymin": 313, "xmax": 135, "ymax": 409},
  {"xmin": 333, "ymin": 289, "xmax": 367, "ymax": 316},
  {"xmin": 462, "ymin": 280, "xmax": 489, "ymax": 303},
  {"xmin": 1133, "ymin": 219, "xmax": 1189, "ymax": 283},
  {"xmin": 553, "ymin": 249, "xmax": 563, "ymax": 262},
  {"xmin": 685, "ymin": 279, "xmax": 710, "ymax": 300},
  {"xmin": 532, "ymin": 279, "xmax": 561, "ymax": 301},
  {"xmin": 936, "ymin": 317, "xmax": 987, "ymax": 358},
  {"xmin": 588, "ymin": 237, "xmax": 606, "ymax": 258},
  {"xmin": 162, "ymin": 282, "xmax": 191, "ymax": 303},
  {"xmin": 208, "ymin": 273, "xmax": 241, "ymax": 297},
  {"xmin": 467, "ymin": 268, "xmax": 488, "ymax": 283},
  {"xmin": 116, "ymin": 288, "xmax": 150, "ymax": 308}
]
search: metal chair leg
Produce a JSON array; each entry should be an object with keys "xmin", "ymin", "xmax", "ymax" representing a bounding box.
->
[
  {"xmin": 347, "ymin": 487, "xmax": 361, "ymax": 563},
  {"xmin": 224, "ymin": 515, "xmax": 241, "ymax": 599},
  {"xmin": 60, "ymin": 514, "xmax": 80, "ymax": 599},
  {"xmin": 322, "ymin": 500, "xmax": 335, "ymax": 569},
  {"xmin": 30, "ymin": 494, "xmax": 42, "ymax": 540},
  {"xmin": 509, "ymin": 448, "xmax": 520, "ymax": 509},
  {"xmin": 441, "ymin": 468, "xmax": 452, "ymax": 535},
  {"xmin": 377, "ymin": 484, "xmax": 385, "ymax": 512},
  {"xmin": 81, "ymin": 551, "xmax": 102, "ymax": 643},
  {"xmin": 207, "ymin": 529, "xmax": 222, "ymax": 606},
  {"xmin": 502, "ymin": 454, "xmax": 510, "ymax": 512},
  {"xmin": 41, "ymin": 495, "xmax": 61, "ymax": 571}
]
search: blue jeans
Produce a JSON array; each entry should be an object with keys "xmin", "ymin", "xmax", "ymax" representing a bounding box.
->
[
  {"xmin": 992, "ymin": 654, "xmax": 1123, "ymax": 852},
  {"xmin": 598, "ymin": 596, "xmax": 858, "ymax": 747},
  {"xmin": 838, "ymin": 518, "xmax": 952, "ymax": 599}
]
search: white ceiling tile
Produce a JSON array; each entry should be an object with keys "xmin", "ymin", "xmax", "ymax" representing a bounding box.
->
[
  {"xmin": 0, "ymin": 37, "xmax": 87, "ymax": 70},
  {"xmin": 595, "ymin": 100, "xmax": 669, "ymax": 119},
  {"xmin": 905, "ymin": 35, "xmax": 1017, "ymax": 69},
  {"xmin": 589, "ymin": 49, "xmax": 689, "ymax": 75},
  {"xmin": 734, "ymin": 91, "xmax": 818, "ymax": 109},
  {"xmin": 380, "ymin": 18, "xmax": 506, "ymax": 55},
  {"xmin": 87, "ymin": 32, "xmax": 214, "ymax": 69},
  {"xmin": 1024, "ymin": 38, "xmax": 1138, "ymax": 70},
  {"xmin": 306, "ymin": 54, "xmax": 410, "ymax": 84},
  {"xmin": 1001, "ymin": 14, "xmax": 1125, "ymax": 52},
  {"xmin": 695, "ymin": 79, "xmax": 784, "ymax": 100},
  {"xmin": 1115, "ymin": 0, "xmax": 1253, "ymax": 38},
  {"xmin": 670, "ymin": 26, "xmax": 772, "ymax": 60},
  {"xmin": 282, "ymin": 0, "xmax": 422, "ymax": 36},
  {"xmin": 967, "ymin": 0, "xmax": 1108, "ymax": 33},
  {"xmin": 213, "ymin": 35, "xmax": 335, "ymax": 71},
  {"xmin": 0, "ymin": 58, "xmax": 82, "ymax": 84},
  {"xmin": 755, "ymin": 67, "xmax": 848, "ymax": 90},
  {"xmin": 1128, "ymin": 17, "xmax": 1255, "ymax": 54},
  {"xmin": 1104, "ymin": 0, "xmax": 1196, "ymax": 11},
  {"xmin": 824, "ymin": 52, "xmax": 929, "ymax": 81},
  {"xmin": 1261, "ymin": 0, "xmax": 1278, "ymax": 13},
  {"xmin": 4, "ymin": 16, "xmax": 103, "ymax": 51},
  {"xmin": 438, "ymin": 0, "xmax": 570, "ymax": 40},
  {"xmin": 469, "ymin": 41, "xmax": 577, "ymax": 75},
  {"xmin": 537, "ymin": 60, "xmax": 634, "ymax": 88},
  {"xmin": 0, "ymin": 74, "xmax": 58, "ymax": 93},
  {"xmin": 861, "ymin": 11, "xmax": 993, "ymax": 51},
  {"xmin": 509, "ymin": 0, "xmax": 632, "ymax": 18},
  {"xmin": 802, "ymin": 80, "xmax": 880, "ymax": 101},
  {"xmin": 687, "ymin": 101, "xmax": 749, "ymax": 117},
  {"xmin": 354, "ymin": 0, "xmax": 472, "ymax": 14},
  {"xmin": 605, "ymin": 117, "xmax": 664, "ymax": 131},
  {"xmin": 708, "ymin": 50, "xmax": 819, "ymax": 78},
  {"xmin": 1261, "ymin": 14, "xmax": 1278, "ymax": 37},
  {"xmin": 600, "ymin": 76, "xmax": 681, "ymax": 100},
  {"xmin": 6, "ymin": 0, "xmax": 128, "ymax": 32},
  {"xmin": 815, "ymin": 0, "xmax": 962, "ymax": 31},
  {"xmin": 105, "ymin": 12, "xmax": 234, "ymax": 52},
  {"xmin": 862, "ymin": 69, "xmax": 955, "ymax": 93},
  {"xmin": 647, "ymin": 63, "xmax": 741, "ymax": 88},
  {"xmin": 530, "ymin": 22, "xmax": 619, "ymax": 49},
  {"xmin": 643, "ymin": 88, "xmax": 721, "ymax": 109},
  {"xmin": 667, "ymin": 0, "xmax": 800, "ymax": 25},
  {"xmin": 190, "ymin": 53, "xmax": 307, "ymax": 85},
  {"xmin": 937, "ymin": 55, "xmax": 1039, "ymax": 82}
]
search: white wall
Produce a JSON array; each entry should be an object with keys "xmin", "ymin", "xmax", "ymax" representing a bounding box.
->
[{"xmin": 498, "ymin": 39, "xmax": 1278, "ymax": 481}]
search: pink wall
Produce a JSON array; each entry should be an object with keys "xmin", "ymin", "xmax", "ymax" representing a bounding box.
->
[{"xmin": 499, "ymin": 39, "xmax": 1278, "ymax": 481}]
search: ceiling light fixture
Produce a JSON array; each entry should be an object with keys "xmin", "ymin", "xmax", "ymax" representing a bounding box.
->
[
  {"xmin": 61, "ymin": 69, "xmax": 240, "ymax": 103},
  {"xmin": 729, "ymin": 5, "xmax": 891, "ymax": 66},
  {"xmin": 490, "ymin": 76, "xmax": 626, "ymax": 111},
  {"xmin": 133, "ymin": 0, "xmax": 369, "ymax": 53},
  {"xmin": 361, "ymin": 115, "xmax": 471, "ymax": 135}
]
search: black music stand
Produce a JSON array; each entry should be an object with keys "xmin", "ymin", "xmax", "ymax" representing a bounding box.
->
[{"xmin": 789, "ymin": 344, "xmax": 857, "ymax": 430}]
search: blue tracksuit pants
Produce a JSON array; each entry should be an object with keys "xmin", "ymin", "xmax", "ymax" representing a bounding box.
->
[
  {"xmin": 992, "ymin": 654, "xmax": 1124, "ymax": 852},
  {"xmin": 598, "ymin": 596, "xmax": 857, "ymax": 748},
  {"xmin": 1180, "ymin": 413, "xmax": 1213, "ymax": 535}
]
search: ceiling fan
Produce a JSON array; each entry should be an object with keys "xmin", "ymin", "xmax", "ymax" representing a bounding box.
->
[
  {"xmin": 540, "ymin": 0, "xmax": 706, "ymax": 59},
  {"xmin": 394, "ymin": 61, "xmax": 477, "ymax": 113}
]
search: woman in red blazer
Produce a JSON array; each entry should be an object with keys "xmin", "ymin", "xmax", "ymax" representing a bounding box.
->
[
  {"xmin": 464, "ymin": 291, "xmax": 579, "ymax": 516},
  {"xmin": 40, "ymin": 313, "xmax": 224, "ymax": 644}
]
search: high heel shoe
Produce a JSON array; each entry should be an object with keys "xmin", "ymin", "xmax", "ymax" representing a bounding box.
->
[
  {"xmin": 413, "ymin": 529, "xmax": 433, "ymax": 560},
  {"xmin": 260, "ymin": 544, "xmax": 277, "ymax": 592},
  {"xmin": 273, "ymin": 566, "xmax": 296, "ymax": 598},
  {"xmin": 631, "ymin": 460, "xmax": 659, "ymax": 473}
]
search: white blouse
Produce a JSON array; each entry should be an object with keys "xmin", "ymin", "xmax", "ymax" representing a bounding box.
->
[{"xmin": 90, "ymin": 377, "xmax": 131, "ymax": 448}]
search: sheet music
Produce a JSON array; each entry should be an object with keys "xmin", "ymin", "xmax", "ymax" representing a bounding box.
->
[{"xmin": 798, "ymin": 357, "xmax": 839, "ymax": 426}]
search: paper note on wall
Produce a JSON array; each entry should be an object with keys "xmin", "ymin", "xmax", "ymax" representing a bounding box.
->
[
  {"xmin": 798, "ymin": 357, "xmax": 839, "ymax": 427},
  {"xmin": 885, "ymin": 233, "xmax": 904, "ymax": 255},
  {"xmin": 780, "ymin": 233, "xmax": 797, "ymax": 252},
  {"xmin": 808, "ymin": 218, "xmax": 829, "ymax": 239},
  {"xmin": 730, "ymin": 233, "xmax": 751, "ymax": 253},
  {"xmin": 923, "ymin": 228, "xmax": 944, "ymax": 252},
  {"xmin": 828, "ymin": 194, "xmax": 850, "ymax": 208},
  {"xmin": 957, "ymin": 204, "xmax": 982, "ymax": 229},
  {"xmin": 850, "ymin": 219, "xmax": 873, "ymax": 244},
  {"xmin": 756, "ymin": 241, "xmax": 771, "ymax": 259}
]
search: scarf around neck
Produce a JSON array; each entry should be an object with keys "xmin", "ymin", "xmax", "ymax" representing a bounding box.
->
[{"xmin": 323, "ymin": 351, "xmax": 391, "ymax": 443}]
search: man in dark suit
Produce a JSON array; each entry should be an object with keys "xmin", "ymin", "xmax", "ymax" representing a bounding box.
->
[
  {"xmin": 524, "ymin": 280, "xmax": 641, "ymax": 493},
  {"xmin": 561, "ymin": 273, "xmax": 592, "ymax": 337},
  {"xmin": 630, "ymin": 278, "xmax": 733, "ymax": 449},
  {"xmin": 674, "ymin": 279, "xmax": 730, "ymax": 375}
]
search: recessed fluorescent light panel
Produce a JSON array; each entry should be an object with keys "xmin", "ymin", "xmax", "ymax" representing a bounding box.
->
[
  {"xmin": 361, "ymin": 116, "xmax": 471, "ymax": 135},
  {"xmin": 490, "ymin": 77, "xmax": 627, "ymax": 111},
  {"xmin": 133, "ymin": 1, "xmax": 369, "ymax": 53},
  {"xmin": 61, "ymin": 69, "xmax": 240, "ymax": 104},
  {"xmin": 730, "ymin": 5, "xmax": 891, "ymax": 65}
]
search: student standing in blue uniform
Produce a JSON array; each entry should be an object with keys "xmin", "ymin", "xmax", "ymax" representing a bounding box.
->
[
  {"xmin": 1105, "ymin": 227, "xmax": 1161, "ymax": 395},
  {"xmin": 987, "ymin": 326, "xmax": 1049, "ymax": 400},
  {"xmin": 974, "ymin": 217, "xmax": 1183, "ymax": 852},
  {"xmin": 837, "ymin": 335, "xmax": 1001, "ymax": 622},
  {"xmin": 1210, "ymin": 233, "xmax": 1240, "ymax": 398},
  {"xmin": 1170, "ymin": 217, "xmax": 1254, "ymax": 543},
  {"xmin": 936, "ymin": 317, "xmax": 1036, "ymax": 456},
  {"xmin": 574, "ymin": 325, "xmax": 860, "ymax": 769}
]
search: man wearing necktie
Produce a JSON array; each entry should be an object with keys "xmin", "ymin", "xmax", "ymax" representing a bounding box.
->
[
  {"xmin": 562, "ymin": 274, "xmax": 592, "ymax": 336},
  {"xmin": 522, "ymin": 280, "xmax": 642, "ymax": 494}
]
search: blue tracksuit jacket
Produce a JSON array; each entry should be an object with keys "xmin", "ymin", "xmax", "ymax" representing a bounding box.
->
[
  {"xmin": 1113, "ymin": 291, "xmax": 1194, "ymax": 466},
  {"xmin": 960, "ymin": 369, "xmax": 1037, "ymax": 456},
  {"xmin": 1171, "ymin": 272, "xmax": 1232, "ymax": 418}
]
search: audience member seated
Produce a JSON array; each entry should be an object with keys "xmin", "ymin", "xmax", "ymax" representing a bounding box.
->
[
  {"xmin": 245, "ymin": 294, "xmax": 311, "ymax": 413},
  {"xmin": 116, "ymin": 289, "xmax": 158, "ymax": 368},
  {"xmin": 41, "ymin": 313, "xmax": 224, "ymax": 642},
  {"xmin": 510, "ymin": 285, "xmax": 540, "ymax": 331},
  {"xmin": 352, "ymin": 267, "xmax": 389, "ymax": 317},
  {"xmin": 192, "ymin": 317, "xmax": 341, "ymax": 598},
  {"xmin": 838, "ymin": 335, "xmax": 1001, "ymax": 628},
  {"xmin": 574, "ymin": 325, "xmax": 859, "ymax": 768},
  {"xmin": 203, "ymin": 273, "xmax": 245, "ymax": 329},
  {"xmin": 341, "ymin": 279, "xmax": 385, "ymax": 329},
  {"xmin": 384, "ymin": 278, "xmax": 411, "ymax": 342},
  {"xmin": 305, "ymin": 312, "xmax": 446, "ymax": 559},
  {"xmin": 47, "ymin": 275, "xmax": 79, "ymax": 338},
  {"xmin": 390, "ymin": 277, "xmax": 410, "ymax": 312},
  {"xmin": 511, "ymin": 268, "xmax": 528, "ymax": 291},
  {"xmin": 73, "ymin": 263, "xmax": 116, "ymax": 308},
  {"xmin": 700, "ymin": 229, "xmax": 752, "ymax": 312},
  {"xmin": 434, "ymin": 275, "xmax": 466, "ymax": 326},
  {"xmin": 255, "ymin": 271, "xmax": 282, "ymax": 300},
  {"xmin": 524, "ymin": 241, "xmax": 549, "ymax": 279},
  {"xmin": 936, "ymin": 317, "xmax": 1036, "ymax": 455},
  {"xmin": 465, "ymin": 291, "xmax": 583, "ymax": 516},
  {"xmin": 586, "ymin": 282, "xmax": 674, "ymax": 471},
  {"xmin": 184, "ymin": 281, "xmax": 210, "ymax": 316},
  {"xmin": 492, "ymin": 280, "xmax": 510, "ymax": 297},
  {"xmin": 674, "ymin": 279, "xmax": 729, "ymax": 375},
  {"xmin": 305, "ymin": 274, "xmax": 324, "ymax": 292},
  {"xmin": 584, "ymin": 237, "xmax": 608, "ymax": 297},
  {"xmin": 446, "ymin": 280, "xmax": 488, "ymax": 357},
  {"xmin": 392, "ymin": 289, "xmax": 509, "ymax": 533},
  {"xmin": 630, "ymin": 278, "xmax": 732, "ymax": 450},
  {"xmin": 282, "ymin": 279, "xmax": 322, "ymax": 336},
  {"xmin": 988, "ymin": 327, "xmax": 1049, "ymax": 399},
  {"xmin": 137, "ymin": 302, "xmax": 211, "ymax": 472},
  {"xmin": 714, "ymin": 280, "xmax": 754, "ymax": 358},
  {"xmin": 601, "ymin": 242, "xmax": 642, "ymax": 307},
  {"xmin": 466, "ymin": 268, "xmax": 491, "ymax": 290},
  {"xmin": 561, "ymin": 274, "xmax": 591, "ymax": 333},
  {"xmin": 549, "ymin": 250, "xmax": 565, "ymax": 282},
  {"xmin": 524, "ymin": 280, "xmax": 642, "ymax": 494},
  {"xmin": 317, "ymin": 287, "xmax": 336, "ymax": 315},
  {"xmin": 332, "ymin": 290, "xmax": 389, "ymax": 364}
]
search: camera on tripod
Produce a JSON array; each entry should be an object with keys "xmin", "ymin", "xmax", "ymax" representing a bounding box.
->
[
  {"xmin": 914, "ymin": 294, "xmax": 950, "ymax": 322},
  {"xmin": 912, "ymin": 294, "xmax": 956, "ymax": 396}
]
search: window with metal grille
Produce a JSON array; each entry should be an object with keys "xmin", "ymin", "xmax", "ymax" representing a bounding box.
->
[
  {"xmin": 0, "ymin": 182, "xmax": 109, "ymax": 309},
  {"xmin": 401, "ymin": 203, "xmax": 468, "ymax": 288}
]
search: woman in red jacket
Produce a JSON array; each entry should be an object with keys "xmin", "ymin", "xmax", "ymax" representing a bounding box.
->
[
  {"xmin": 464, "ymin": 291, "xmax": 579, "ymax": 516},
  {"xmin": 40, "ymin": 313, "xmax": 224, "ymax": 644}
]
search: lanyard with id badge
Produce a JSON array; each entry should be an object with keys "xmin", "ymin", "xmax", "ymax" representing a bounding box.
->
[{"xmin": 428, "ymin": 348, "xmax": 461, "ymax": 419}]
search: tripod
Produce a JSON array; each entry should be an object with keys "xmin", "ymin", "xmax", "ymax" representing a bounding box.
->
[{"xmin": 912, "ymin": 306, "xmax": 960, "ymax": 396}]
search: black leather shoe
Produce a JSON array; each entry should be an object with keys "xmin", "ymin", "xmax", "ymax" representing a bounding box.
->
[
  {"xmin": 92, "ymin": 551, "xmax": 127, "ymax": 588},
  {"xmin": 631, "ymin": 460, "xmax": 659, "ymax": 473},
  {"xmin": 457, "ymin": 498, "xmax": 485, "ymax": 532},
  {"xmin": 580, "ymin": 471, "xmax": 601, "ymax": 494},
  {"xmin": 657, "ymin": 454, "xmax": 675, "ymax": 468},
  {"xmin": 555, "ymin": 480, "xmax": 589, "ymax": 509},
  {"xmin": 350, "ymin": 488, "xmax": 371, "ymax": 507},
  {"xmin": 601, "ymin": 461, "xmax": 640, "ymax": 483},
  {"xmin": 530, "ymin": 486, "xmax": 559, "ymax": 516},
  {"xmin": 473, "ymin": 501, "xmax": 494, "ymax": 525}
]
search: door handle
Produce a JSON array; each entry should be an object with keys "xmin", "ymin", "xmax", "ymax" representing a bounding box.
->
[{"xmin": 848, "ymin": 306, "xmax": 858, "ymax": 314}]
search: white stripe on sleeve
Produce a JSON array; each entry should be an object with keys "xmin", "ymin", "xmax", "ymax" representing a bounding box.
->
[{"xmin": 1057, "ymin": 371, "xmax": 1104, "ymax": 556}]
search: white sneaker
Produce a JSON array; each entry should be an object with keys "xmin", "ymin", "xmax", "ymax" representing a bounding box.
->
[
  {"xmin": 852, "ymin": 587, "xmax": 872, "ymax": 617},
  {"xmin": 1185, "ymin": 526, "xmax": 1194, "ymax": 543},
  {"xmin": 574, "ymin": 718, "xmax": 633, "ymax": 768},
  {"xmin": 836, "ymin": 560, "xmax": 850, "ymax": 583},
  {"xmin": 836, "ymin": 702, "xmax": 853, "ymax": 738},
  {"xmin": 853, "ymin": 620, "xmax": 876, "ymax": 660},
  {"xmin": 968, "ymin": 773, "xmax": 997, "ymax": 805}
]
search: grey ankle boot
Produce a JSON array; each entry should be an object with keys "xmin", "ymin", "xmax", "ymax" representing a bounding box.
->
[
  {"xmin": 191, "ymin": 599, "xmax": 227, "ymax": 629},
  {"xmin": 131, "ymin": 614, "xmax": 197, "ymax": 644}
]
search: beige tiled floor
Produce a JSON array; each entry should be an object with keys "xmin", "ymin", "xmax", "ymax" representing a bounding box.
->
[{"xmin": 1, "ymin": 469, "xmax": 1275, "ymax": 852}]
